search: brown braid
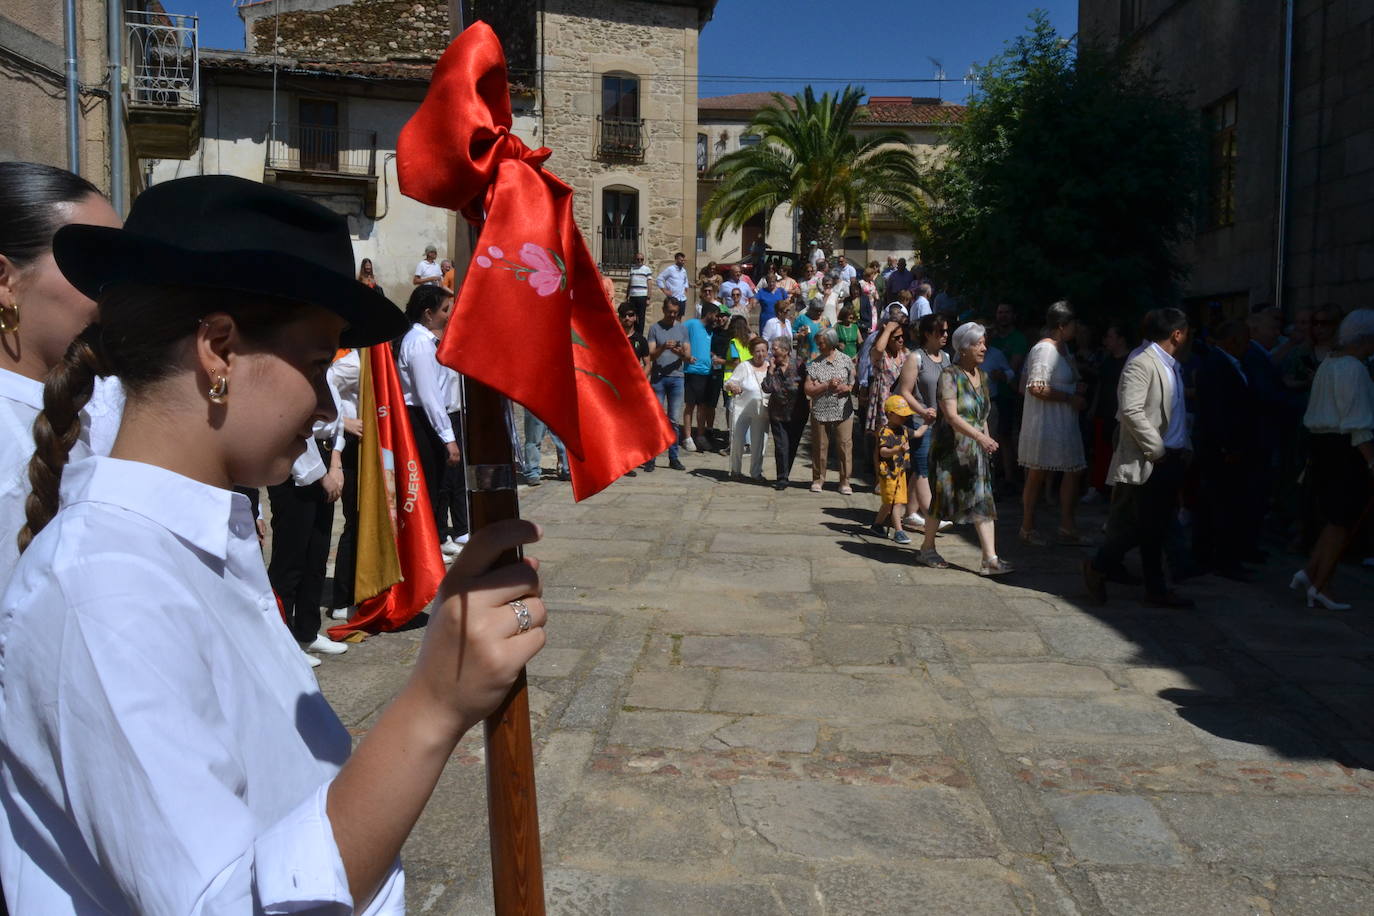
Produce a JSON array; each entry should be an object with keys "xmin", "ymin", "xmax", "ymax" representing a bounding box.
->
[{"xmin": 19, "ymin": 324, "xmax": 105, "ymax": 553}]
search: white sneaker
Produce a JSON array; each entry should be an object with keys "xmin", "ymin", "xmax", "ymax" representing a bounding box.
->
[
  {"xmin": 904, "ymin": 512, "xmax": 925, "ymax": 527},
  {"xmin": 682, "ymin": 437, "xmax": 698, "ymax": 452},
  {"xmin": 302, "ymin": 635, "xmax": 348, "ymax": 656},
  {"xmin": 455, "ymin": 533, "xmax": 470, "ymax": 546},
  {"xmin": 328, "ymin": 606, "xmax": 351, "ymax": 621},
  {"xmin": 303, "ymin": 651, "xmax": 322, "ymax": 668},
  {"xmin": 937, "ymin": 520, "xmax": 953, "ymax": 531},
  {"xmin": 441, "ymin": 538, "xmax": 462, "ymax": 557}
]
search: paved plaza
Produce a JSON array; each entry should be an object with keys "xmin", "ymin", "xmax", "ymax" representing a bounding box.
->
[{"xmin": 317, "ymin": 448, "xmax": 1374, "ymax": 915}]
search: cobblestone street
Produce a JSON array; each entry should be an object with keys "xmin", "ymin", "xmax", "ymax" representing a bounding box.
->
[{"xmin": 317, "ymin": 448, "xmax": 1374, "ymax": 915}]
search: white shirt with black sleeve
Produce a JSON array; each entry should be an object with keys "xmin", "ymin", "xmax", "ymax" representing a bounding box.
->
[
  {"xmin": 0, "ymin": 456, "xmax": 405, "ymax": 913},
  {"xmin": 397, "ymin": 323, "xmax": 456, "ymax": 444}
]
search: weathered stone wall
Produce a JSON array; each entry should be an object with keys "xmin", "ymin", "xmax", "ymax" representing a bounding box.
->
[
  {"xmin": 540, "ymin": 0, "xmax": 699, "ymax": 284},
  {"xmin": 250, "ymin": 0, "xmax": 449, "ymax": 61},
  {"xmin": 1079, "ymin": 0, "xmax": 1374, "ymax": 313}
]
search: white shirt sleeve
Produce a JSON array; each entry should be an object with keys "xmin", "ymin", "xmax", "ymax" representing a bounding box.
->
[
  {"xmin": 2, "ymin": 570, "xmax": 354, "ymax": 914},
  {"xmin": 402, "ymin": 333, "xmax": 455, "ymax": 444},
  {"xmin": 656, "ymin": 266, "xmax": 670, "ymax": 292}
]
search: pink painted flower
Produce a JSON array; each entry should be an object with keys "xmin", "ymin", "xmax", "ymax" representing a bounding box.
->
[
  {"xmin": 475, "ymin": 255, "xmax": 492, "ymax": 268},
  {"xmin": 487, "ymin": 245, "xmax": 504, "ymax": 259},
  {"xmin": 519, "ymin": 242, "xmax": 564, "ymax": 296}
]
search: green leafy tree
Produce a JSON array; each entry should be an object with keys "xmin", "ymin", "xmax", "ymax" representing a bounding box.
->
[
  {"xmin": 921, "ymin": 12, "xmax": 1203, "ymax": 321},
  {"xmin": 700, "ymin": 86, "xmax": 926, "ymax": 256}
]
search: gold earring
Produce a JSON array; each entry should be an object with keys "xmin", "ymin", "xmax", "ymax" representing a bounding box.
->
[
  {"xmin": 207, "ymin": 375, "xmax": 229, "ymax": 403},
  {"xmin": 0, "ymin": 302, "xmax": 18, "ymax": 334}
]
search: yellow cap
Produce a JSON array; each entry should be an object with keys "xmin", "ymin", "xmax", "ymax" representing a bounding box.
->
[{"xmin": 883, "ymin": 395, "xmax": 914, "ymax": 417}]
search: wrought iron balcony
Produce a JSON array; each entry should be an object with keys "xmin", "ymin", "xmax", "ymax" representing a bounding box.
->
[
  {"xmin": 598, "ymin": 225, "xmax": 640, "ymax": 273},
  {"xmin": 596, "ymin": 117, "xmax": 646, "ymax": 162},
  {"xmin": 126, "ymin": 10, "xmax": 199, "ymax": 109},
  {"xmin": 267, "ymin": 125, "xmax": 379, "ymax": 178}
]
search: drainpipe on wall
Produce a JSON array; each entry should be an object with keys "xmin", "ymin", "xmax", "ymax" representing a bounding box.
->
[
  {"xmin": 63, "ymin": 0, "xmax": 80, "ymax": 171},
  {"xmin": 107, "ymin": 0, "xmax": 126, "ymax": 215},
  {"xmin": 1273, "ymin": 0, "xmax": 1295, "ymax": 312}
]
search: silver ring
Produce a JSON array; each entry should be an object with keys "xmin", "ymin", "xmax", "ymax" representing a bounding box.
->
[{"xmin": 510, "ymin": 599, "xmax": 532, "ymax": 633}]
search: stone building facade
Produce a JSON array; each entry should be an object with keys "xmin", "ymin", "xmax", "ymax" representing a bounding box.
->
[
  {"xmin": 148, "ymin": 51, "xmax": 449, "ymax": 297},
  {"xmin": 532, "ymin": 0, "xmax": 716, "ymax": 284},
  {"xmin": 697, "ymin": 93, "xmax": 964, "ymax": 269},
  {"xmin": 1, "ymin": 0, "xmax": 196, "ymax": 211},
  {"xmin": 1079, "ymin": 0, "xmax": 1374, "ymax": 317}
]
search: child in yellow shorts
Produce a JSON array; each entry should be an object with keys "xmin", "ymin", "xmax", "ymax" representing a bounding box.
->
[{"xmin": 871, "ymin": 395, "xmax": 926, "ymax": 544}]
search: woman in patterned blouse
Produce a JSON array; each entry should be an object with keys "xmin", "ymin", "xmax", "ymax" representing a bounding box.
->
[{"xmin": 804, "ymin": 328, "xmax": 857, "ymax": 495}]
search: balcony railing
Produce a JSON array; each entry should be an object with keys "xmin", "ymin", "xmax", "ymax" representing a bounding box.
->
[
  {"xmin": 598, "ymin": 225, "xmax": 640, "ymax": 273},
  {"xmin": 126, "ymin": 10, "xmax": 199, "ymax": 108},
  {"xmin": 596, "ymin": 116, "xmax": 646, "ymax": 162},
  {"xmin": 267, "ymin": 125, "xmax": 378, "ymax": 177}
]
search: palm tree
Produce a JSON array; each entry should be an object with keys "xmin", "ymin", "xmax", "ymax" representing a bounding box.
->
[{"xmin": 700, "ymin": 85, "xmax": 926, "ymax": 257}]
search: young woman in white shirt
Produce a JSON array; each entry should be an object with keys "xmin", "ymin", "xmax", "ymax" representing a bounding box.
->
[
  {"xmin": 0, "ymin": 162, "xmax": 122, "ymax": 588},
  {"xmin": 395, "ymin": 284, "xmax": 463, "ymax": 553},
  {"xmin": 0, "ymin": 175, "xmax": 547, "ymax": 913}
]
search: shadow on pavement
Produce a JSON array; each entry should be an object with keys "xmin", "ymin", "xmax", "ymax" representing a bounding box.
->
[{"xmin": 989, "ymin": 494, "xmax": 1374, "ymax": 770}]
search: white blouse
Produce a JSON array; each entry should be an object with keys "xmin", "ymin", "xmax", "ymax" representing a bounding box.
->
[
  {"xmin": 396, "ymin": 324, "xmax": 455, "ymax": 443},
  {"xmin": 0, "ymin": 456, "xmax": 404, "ymax": 913},
  {"xmin": 762, "ymin": 317, "xmax": 793, "ymax": 344},
  {"xmin": 1304, "ymin": 354, "xmax": 1374, "ymax": 447},
  {"xmin": 329, "ymin": 348, "xmax": 361, "ymax": 422},
  {"xmin": 0, "ymin": 368, "xmax": 121, "ymax": 590}
]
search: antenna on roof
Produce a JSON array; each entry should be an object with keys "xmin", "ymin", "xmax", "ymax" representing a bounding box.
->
[{"xmin": 928, "ymin": 57, "xmax": 946, "ymax": 99}]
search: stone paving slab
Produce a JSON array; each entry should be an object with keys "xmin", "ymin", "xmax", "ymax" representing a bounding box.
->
[
  {"xmin": 729, "ymin": 780, "xmax": 1000, "ymax": 860},
  {"xmin": 1041, "ymin": 792, "xmax": 1187, "ymax": 866},
  {"xmin": 306, "ymin": 439, "xmax": 1374, "ymax": 913}
]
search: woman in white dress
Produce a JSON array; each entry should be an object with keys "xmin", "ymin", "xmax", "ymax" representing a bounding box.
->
[
  {"xmin": 727, "ymin": 336, "xmax": 771, "ymax": 479},
  {"xmin": 0, "ymin": 175, "xmax": 547, "ymax": 913},
  {"xmin": 1018, "ymin": 301, "xmax": 1088, "ymax": 544},
  {"xmin": 0, "ymin": 161, "xmax": 122, "ymax": 588}
]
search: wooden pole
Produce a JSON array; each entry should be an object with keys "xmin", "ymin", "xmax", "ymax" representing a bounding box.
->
[
  {"xmin": 462, "ymin": 379, "xmax": 545, "ymax": 915},
  {"xmin": 446, "ymin": 9, "xmax": 543, "ymax": 909}
]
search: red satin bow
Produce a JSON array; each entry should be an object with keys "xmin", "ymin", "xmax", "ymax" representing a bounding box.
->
[{"xmin": 397, "ymin": 22, "xmax": 674, "ymax": 500}]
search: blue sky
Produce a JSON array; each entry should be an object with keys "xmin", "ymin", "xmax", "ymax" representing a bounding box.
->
[{"xmin": 171, "ymin": 0, "xmax": 1077, "ymax": 102}]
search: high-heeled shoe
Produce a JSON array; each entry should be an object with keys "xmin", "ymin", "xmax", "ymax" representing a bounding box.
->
[
  {"xmin": 1289, "ymin": 569, "xmax": 1311, "ymax": 591},
  {"xmin": 1306, "ymin": 586, "xmax": 1351, "ymax": 611}
]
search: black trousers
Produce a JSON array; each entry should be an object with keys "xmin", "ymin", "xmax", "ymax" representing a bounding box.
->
[
  {"xmin": 1092, "ymin": 452, "xmax": 1186, "ymax": 597},
  {"xmin": 267, "ymin": 450, "xmax": 336, "ymax": 644},
  {"xmin": 330, "ymin": 435, "xmax": 359, "ymax": 609},
  {"xmin": 408, "ymin": 404, "xmax": 449, "ymax": 541},
  {"xmin": 629, "ymin": 296, "xmax": 648, "ymax": 332},
  {"xmin": 437, "ymin": 408, "xmax": 470, "ymax": 541},
  {"xmin": 1193, "ymin": 454, "xmax": 1250, "ymax": 571},
  {"xmin": 770, "ymin": 410, "xmax": 810, "ymax": 482}
]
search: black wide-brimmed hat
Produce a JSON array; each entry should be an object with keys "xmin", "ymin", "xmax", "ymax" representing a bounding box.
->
[{"xmin": 53, "ymin": 175, "xmax": 407, "ymax": 347}]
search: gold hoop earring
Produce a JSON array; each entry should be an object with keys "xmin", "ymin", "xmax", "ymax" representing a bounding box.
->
[
  {"xmin": 207, "ymin": 375, "xmax": 229, "ymax": 403},
  {"xmin": 0, "ymin": 302, "xmax": 19, "ymax": 334}
]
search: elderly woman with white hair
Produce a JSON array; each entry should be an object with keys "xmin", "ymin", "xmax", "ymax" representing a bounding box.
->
[
  {"xmin": 1291, "ymin": 308, "xmax": 1374, "ymax": 610},
  {"xmin": 919, "ymin": 321, "xmax": 1012, "ymax": 575},
  {"xmin": 804, "ymin": 326, "xmax": 856, "ymax": 494}
]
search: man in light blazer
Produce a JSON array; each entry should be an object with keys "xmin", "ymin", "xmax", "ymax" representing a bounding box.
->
[{"xmin": 1084, "ymin": 307, "xmax": 1195, "ymax": 608}]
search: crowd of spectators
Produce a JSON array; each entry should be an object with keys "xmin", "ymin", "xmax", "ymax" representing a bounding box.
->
[{"xmin": 606, "ymin": 248, "xmax": 1374, "ymax": 602}]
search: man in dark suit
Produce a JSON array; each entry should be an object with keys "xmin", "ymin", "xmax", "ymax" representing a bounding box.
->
[{"xmin": 1193, "ymin": 320, "xmax": 1260, "ymax": 580}]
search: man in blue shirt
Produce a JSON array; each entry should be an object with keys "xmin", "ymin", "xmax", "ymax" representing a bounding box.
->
[
  {"xmin": 656, "ymin": 251, "xmax": 689, "ymax": 304},
  {"xmin": 755, "ymin": 272, "xmax": 786, "ymax": 329},
  {"xmin": 681, "ymin": 307, "xmax": 717, "ymax": 452}
]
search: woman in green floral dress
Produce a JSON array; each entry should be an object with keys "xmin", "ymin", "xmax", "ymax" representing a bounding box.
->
[{"xmin": 919, "ymin": 322, "xmax": 1012, "ymax": 576}]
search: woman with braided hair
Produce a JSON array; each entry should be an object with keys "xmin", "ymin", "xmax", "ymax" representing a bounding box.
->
[
  {"xmin": 0, "ymin": 176, "xmax": 549, "ymax": 913},
  {"xmin": 0, "ymin": 161, "xmax": 122, "ymax": 587}
]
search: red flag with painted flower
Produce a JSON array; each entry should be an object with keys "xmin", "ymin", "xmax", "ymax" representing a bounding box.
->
[{"xmin": 396, "ymin": 22, "xmax": 674, "ymax": 499}]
